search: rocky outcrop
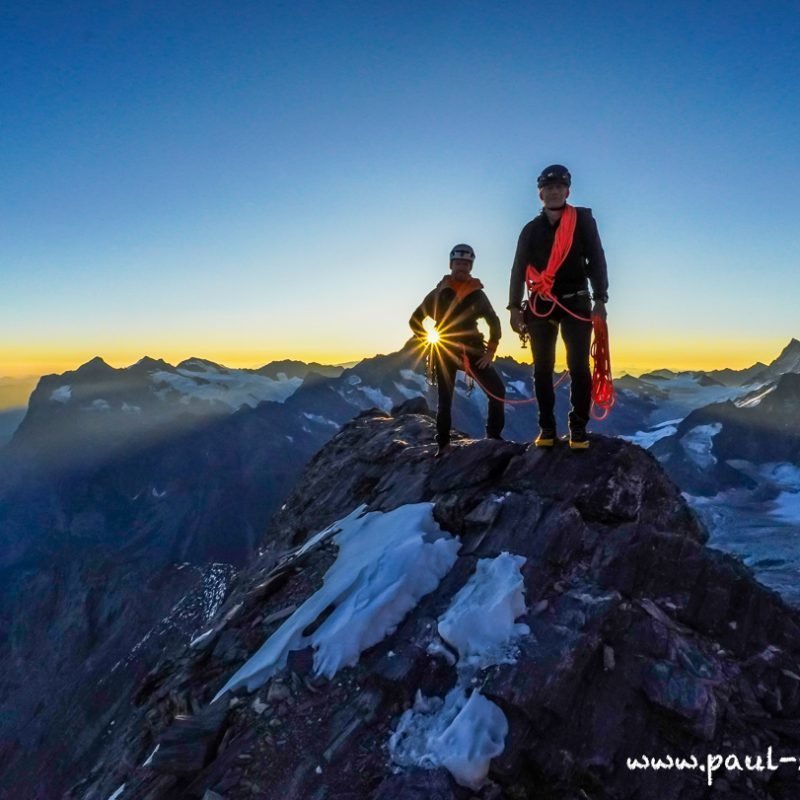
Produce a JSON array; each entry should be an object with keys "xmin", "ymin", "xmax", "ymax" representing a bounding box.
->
[{"xmin": 67, "ymin": 404, "xmax": 800, "ymax": 800}]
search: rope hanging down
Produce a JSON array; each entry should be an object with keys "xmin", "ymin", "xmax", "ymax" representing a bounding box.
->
[
  {"xmin": 457, "ymin": 316, "xmax": 615, "ymax": 420},
  {"xmin": 589, "ymin": 315, "xmax": 615, "ymax": 420}
]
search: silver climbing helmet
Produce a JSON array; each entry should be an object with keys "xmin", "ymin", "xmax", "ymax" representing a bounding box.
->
[{"xmin": 449, "ymin": 243, "xmax": 475, "ymax": 262}]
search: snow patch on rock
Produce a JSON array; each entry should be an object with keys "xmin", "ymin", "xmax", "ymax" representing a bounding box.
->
[
  {"xmin": 771, "ymin": 491, "xmax": 800, "ymax": 524},
  {"xmin": 303, "ymin": 412, "xmax": 339, "ymax": 429},
  {"xmin": 680, "ymin": 423, "xmax": 723, "ymax": 468},
  {"xmin": 399, "ymin": 369, "xmax": 427, "ymax": 391},
  {"xmin": 390, "ymin": 553, "xmax": 528, "ymax": 790},
  {"xmin": 389, "ymin": 687, "xmax": 508, "ymax": 791},
  {"xmin": 393, "ymin": 380, "xmax": 422, "ymax": 400},
  {"xmin": 438, "ymin": 552, "xmax": 529, "ymax": 670},
  {"xmin": 213, "ymin": 503, "xmax": 459, "ymax": 699},
  {"xmin": 507, "ymin": 379, "xmax": 530, "ymax": 397},
  {"xmin": 622, "ymin": 425, "xmax": 678, "ymax": 449},
  {"xmin": 50, "ymin": 385, "xmax": 72, "ymax": 403},
  {"xmin": 358, "ymin": 385, "xmax": 393, "ymax": 411}
]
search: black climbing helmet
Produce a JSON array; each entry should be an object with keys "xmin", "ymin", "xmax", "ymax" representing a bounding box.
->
[
  {"xmin": 449, "ymin": 243, "xmax": 475, "ymax": 262},
  {"xmin": 537, "ymin": 164, "xmax": 571, "ymax": 188}
]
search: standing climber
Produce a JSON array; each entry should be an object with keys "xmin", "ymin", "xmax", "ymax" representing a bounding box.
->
[
  {"xmin": 508, "ymin": 165, "xmax": 609, "ymax": 449},
  {"xmin": 410, "ymin": 244, "xmax": 505, "ymax": 456}
]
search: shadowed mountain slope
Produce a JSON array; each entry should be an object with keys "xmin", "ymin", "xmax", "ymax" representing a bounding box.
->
[{"xmin": 67, "ymin": 404, "xmax": 800, "ymax": 800}]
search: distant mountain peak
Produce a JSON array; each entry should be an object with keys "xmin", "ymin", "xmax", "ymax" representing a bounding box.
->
[
  {"xmin": 76, "ymin": 356, "xmax": 115, "ymax": 374},
  {"xmin": 781, "ymin": 337, "xmax": 800, "ymax": 354},
  {"xmin": 131, "ymin": 356, "xmax": 171, "ymax": 371},
  {"xmin": 177, "ymin": 357, "xmax": 227, "ymax": 372},
  {"xmin": 767, "ymin": 337, "xmax": 800, "ymax": 370}
]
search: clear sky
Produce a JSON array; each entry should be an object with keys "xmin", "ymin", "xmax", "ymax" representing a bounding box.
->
[{"xmin": 2, "ymin": 0, "xmax": 799, "ymax": 382}]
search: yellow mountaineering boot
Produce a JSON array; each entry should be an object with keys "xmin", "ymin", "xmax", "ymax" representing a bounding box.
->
[
  {"xmin": 534, "ymin": 427, "xmax": 556, "ymax": 448},
  {"xmin": 569, "ymin": 424, "xmax": 590, "ymax": 450}
]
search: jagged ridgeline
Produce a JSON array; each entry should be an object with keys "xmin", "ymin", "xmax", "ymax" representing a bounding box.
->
[{"xmin": 68, "ymin": 404, "xmax": 800, "ymax": 800}]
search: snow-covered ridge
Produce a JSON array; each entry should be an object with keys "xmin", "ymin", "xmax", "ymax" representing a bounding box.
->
[
  {"xmin": 40, "ymin": 356, "xmax": 327, "ymax": 414},
  {"xmin": 151, "ymin": 365, "xmax": 302, "ymax": 409}
]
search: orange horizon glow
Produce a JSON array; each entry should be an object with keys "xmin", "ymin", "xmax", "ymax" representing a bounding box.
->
[{"xmin": 0, "ymin": 335, "xmax": 790, "ymax": 383}]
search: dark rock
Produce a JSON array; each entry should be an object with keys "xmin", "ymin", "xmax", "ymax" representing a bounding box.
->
[
  {"xmin": 150, "ymin": 700, "xmax": 229, "ymax": 774},
  {"xmin": 43, "ymin": 411, "xmax": 800, "ymax": 800},
  {"xmin": 391, "ymin": 397, "xmax": 433, "ymax": 417},
  {"xmin": 371, "ymin": 767, "xmax": 456, "ymax": 800}
]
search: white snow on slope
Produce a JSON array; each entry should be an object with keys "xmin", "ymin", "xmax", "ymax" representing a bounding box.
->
[
  {"xmin": 507, "ymin": 380, "xmax": 530, "ymax": 396},
  {"xmin": 390, "ymin": 687, "xmax": 508, "ymax": 791},
  {"xmin": 680, "ymin": 423, "xmax": 723, "ymax": 468},
  {"xmin": 735, "ymin": 384, "xmax": 777, "ymax": 408},
  {"xmin": 393, "ymin": 380, "xmax": 423, "ymax": 400},
  {"xmin": 213, "ymin": 504, "xmax": 459, "ymax": 699},
  {"xmin": 758, "ymin": 463, "xmax": 800, "ymax": 490},
  {"xmin": 438, "ymin": 552, "xmax": 530, "ymax": 669},
  {"xmin": 390, "ymin": 553, "xmax": 528, "ymax": 790},
  {"xmin": 303, "ymin": 412, "xmax": 339, "ymax": 429},
  {"xmin": 358, "ymin": 385, "xmax": 393, "ymax": 411},
  {"xmin": 638, "ymin": 374, "xmax": 745, "ymax": 425},
  {"xmin": 621, "ymin": 425, "xmax": 678, "ymax": 449},
  {"xmin": 771, "ymin": 491, "xmax": 800, "ymax": 524},
  {"xmin": 50, "ymin": 385, "xmax": 72, "ymax": 403},
  {"xmin": 151, "ymin": 365, "xmax": 302, "ymax": 410},
  {"xmin": 142, "ymin": 744, "xmax": 160, "ymax": 766},
  {"xmin": 400, "ymin": 369, "xmax": 427, "ymax": 391},
  {"xmin": 107, "ymin": 784, "xmax": 125, "ymax": 800},
  {"xmin": 87, "ymin": 398, "xmax": 111, "ymax": 411}
]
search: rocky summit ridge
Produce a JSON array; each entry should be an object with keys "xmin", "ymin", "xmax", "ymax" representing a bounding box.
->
[{"xmin": 64, "ymin": 401, "xmax": 800, "ymax": 800}]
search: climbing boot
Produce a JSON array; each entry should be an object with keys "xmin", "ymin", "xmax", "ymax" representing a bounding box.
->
[
  {"xmin": 569, "ymin": 425, "xmax": 590, "ymax": 450},
  {"xmin": 534, "ymin": 427, "xmax": 556, "ymax": 448}
]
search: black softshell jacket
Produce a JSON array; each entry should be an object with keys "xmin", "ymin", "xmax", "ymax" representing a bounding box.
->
[
  {"xmin": 410, "ymin": 278, "xmax": 501, "ymax": 353},
  {"xmin": 508, "ymin": 206, "xmax": 608, "ymax": 308}
]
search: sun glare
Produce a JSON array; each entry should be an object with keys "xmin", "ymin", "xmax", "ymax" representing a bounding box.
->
[{"xmin": 422, "ymin": 318, "xmax": 440, "ymax": 346}]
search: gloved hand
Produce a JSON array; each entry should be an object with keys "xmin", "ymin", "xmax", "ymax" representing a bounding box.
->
[
  {"xmin": 591, "ymin": 300, "xmax": 607, "ymax": 321},
  {"xmin": 510, "ymin": 308, "xmax": 527, "ymax": 334}
]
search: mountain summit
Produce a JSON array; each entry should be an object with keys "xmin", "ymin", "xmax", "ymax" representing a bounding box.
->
[
  {"xmin": 746, "ymin": 338, "xmax": 800, "ymax": 386},
  {"xmin": 67, "ymin": 404, "xmax": 800, "ymax": 800}
]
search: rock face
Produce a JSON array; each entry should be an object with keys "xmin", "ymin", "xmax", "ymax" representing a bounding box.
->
[
  {"xmin": 0, "ymin": 346, "xmax": 666, "ymax": 799},
  {"xmin": 66, "ymin": 404, "xmax": 800, "ymax": 800}
]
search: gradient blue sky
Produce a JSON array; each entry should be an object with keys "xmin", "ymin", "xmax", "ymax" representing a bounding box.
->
[{"xmin": 2, "ymin": 0, "xmax": 799, "ymax": 381}]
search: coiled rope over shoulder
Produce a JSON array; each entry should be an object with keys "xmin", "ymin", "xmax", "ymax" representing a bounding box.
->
[{"xmin": 525, "ymin": 204, "xmax": 587, "ymax": 321}]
